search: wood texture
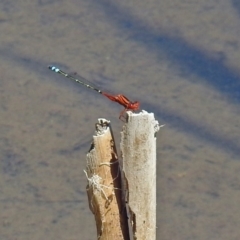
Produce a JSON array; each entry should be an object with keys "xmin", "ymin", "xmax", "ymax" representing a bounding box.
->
[
  {"xmin": 120, "ymin": 111, "xmax": 160, "ymax": 240},
  {"xmin": 85, "ymin": 119, "xmax": 129, "ymax": 240}
]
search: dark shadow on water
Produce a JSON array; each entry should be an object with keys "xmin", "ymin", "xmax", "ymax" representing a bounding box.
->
[
  {"xmin": 94, "ymin": 0, "xmax": 240, "ymax": 102},
  {"xmin": 232, "ymin": 0, "xmax": 240, "ymax": 16},
  {"xmin": 144, "ymin": 102, "xmax": 240, "ymax": 157}
]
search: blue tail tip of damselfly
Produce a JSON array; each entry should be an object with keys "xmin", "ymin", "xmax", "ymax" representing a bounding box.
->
[{"xmin": 48, "ymin": 65, "xmax": 59, "ymax": 72}]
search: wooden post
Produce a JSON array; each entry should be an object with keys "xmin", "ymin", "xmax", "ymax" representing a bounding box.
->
[
  {"xmin": 85, "ymin": 119, "xmax": 129, "ymax": 240},
  {"xmin": 85, "ymin": 111, "xmax": 161, "ymax": 240},
  {"xmin": 120, "ymin": 110, "xmax": 160, "ymax": 240}
]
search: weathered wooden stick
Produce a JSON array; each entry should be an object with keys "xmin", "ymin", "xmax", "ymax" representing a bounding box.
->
[
  {"xmin": 85, "ymin": 119, "xmax": 129, "ymax": 240},
  {"xmin": 120, "ymin": 110, "xmax": 161, "ymax": 240}
]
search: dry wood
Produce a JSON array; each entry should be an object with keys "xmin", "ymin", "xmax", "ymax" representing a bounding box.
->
[
  {"xmin": 85, "ymin": 119, "xmax": 129, "ymax": 240},
  {"xmin": 120, "ymin": 110, "xmax": 161, "ymax": 240}
]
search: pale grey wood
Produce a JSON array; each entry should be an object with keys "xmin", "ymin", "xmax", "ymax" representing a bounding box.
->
[{"xmin": 120, "ymin": 111, "xmax": 160, "ymax": 240}]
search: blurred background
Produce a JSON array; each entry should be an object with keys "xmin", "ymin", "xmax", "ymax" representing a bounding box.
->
[{"xmin": 0, "ymin": 0, "xmax": 240, "ymax": 239}]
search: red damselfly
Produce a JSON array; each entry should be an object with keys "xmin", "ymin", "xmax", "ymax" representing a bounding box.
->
[{"xmin": 48, "ymin": 66, "xmax": 139, "ymax": 119}]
